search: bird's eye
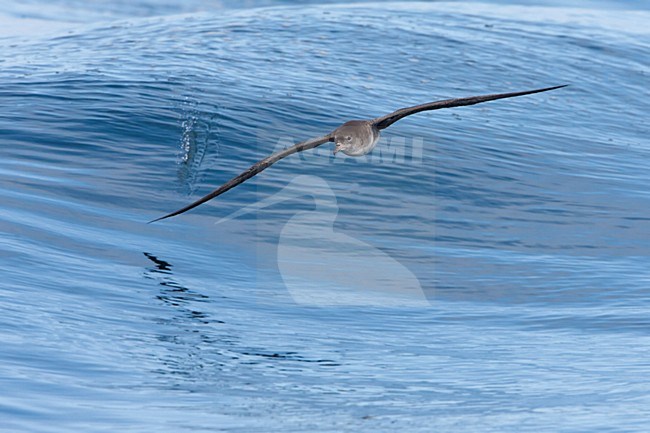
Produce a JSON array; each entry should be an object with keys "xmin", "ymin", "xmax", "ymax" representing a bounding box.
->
[{"xmin": 345, "ymin": 136, "xmax": 352, "ymax": 142}]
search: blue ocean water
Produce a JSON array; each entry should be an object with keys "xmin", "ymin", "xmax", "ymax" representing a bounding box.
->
[{"xmin": 1, "ymin": 0, "xmax": 649, "ymax": 431}]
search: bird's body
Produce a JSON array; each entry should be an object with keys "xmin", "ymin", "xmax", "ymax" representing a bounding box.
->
[{"xmin": 150, "ymin": 84, "xmax": 566, "ymax": 223}]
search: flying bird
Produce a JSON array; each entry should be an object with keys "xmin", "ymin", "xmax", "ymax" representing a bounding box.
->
[{"xmin": 150, "ymin": 84, "xmax": 566, "ymax": 223}]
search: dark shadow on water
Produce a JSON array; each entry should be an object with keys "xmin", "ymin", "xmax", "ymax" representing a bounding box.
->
[
  {"xmin": 143, "ymin": 251, "xmax": 173, "ymax": 273},
  {"xmin": 142, "ymin": 252, "xmax": 339, "ymax": 382},
  {"xmin": 143, "ymin": 252, "xmax": 213, "ymax": 312},
  {"xmin": 142, "ymin": 252, "xmax": 226, "ymax": 383}
]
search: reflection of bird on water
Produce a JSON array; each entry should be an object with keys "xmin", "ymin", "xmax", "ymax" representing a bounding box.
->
[
  {"xmin": 150, "ymin": 85, "xmax": 566, "ymax": 223},
  {"xmin": 218, "ymin": 175, "xmax": 429, "ymax": 307}
]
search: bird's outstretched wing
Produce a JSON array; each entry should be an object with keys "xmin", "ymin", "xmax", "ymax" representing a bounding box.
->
[
  {"xmin": 372, "ymin": 84, "xmax": 567, "ymax": 130},
  {"xmin": 149, "ymin": 134, "xmax": 333, "ymax": 223}
]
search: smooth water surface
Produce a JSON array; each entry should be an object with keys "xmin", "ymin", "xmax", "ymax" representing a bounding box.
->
[{"xmin": 1, "ymin": 1, "xmax": 649, "ymax": 431}]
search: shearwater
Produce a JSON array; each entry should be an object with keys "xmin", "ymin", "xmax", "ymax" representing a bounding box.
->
[{"xmin": 150, "ymin": 85, "xmax": 566, "ymax": 223}]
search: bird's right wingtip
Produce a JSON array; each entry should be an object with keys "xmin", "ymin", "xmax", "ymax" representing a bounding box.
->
[{"xmin": 147, "ymin": 214, "xmax": 172, "ymax": 224}]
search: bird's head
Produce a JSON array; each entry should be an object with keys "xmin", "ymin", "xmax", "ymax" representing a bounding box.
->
[
  {"xmin": 332, "ymin": 120, "xmax": 375, "ymax": 156},
  {"xmin": 333, "ymin": 125, "xmax": 359, "ymax": 155}
]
